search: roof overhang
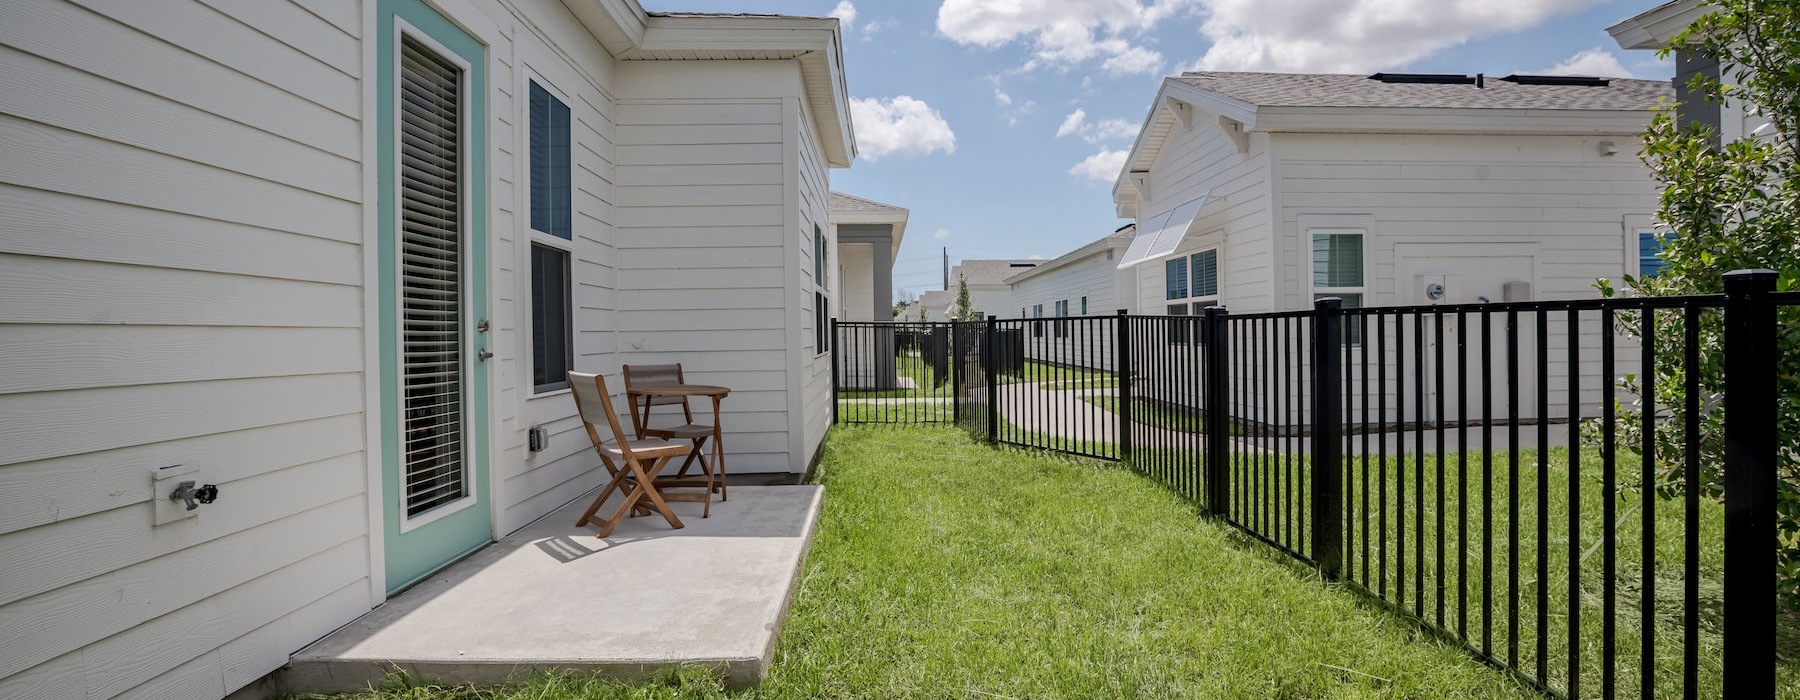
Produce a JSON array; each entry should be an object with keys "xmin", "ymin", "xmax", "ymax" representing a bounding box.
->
[
  {"xmin": 560, "ymin": 1, "xmax": 856, "ymax": 167},
  {"xmin": 1608, "ymin": 0, "xmax": 1712, "ymax": 50},
  {"xmin": 832, "ymin": 210, "xmax": 909, "ymax": 263}
]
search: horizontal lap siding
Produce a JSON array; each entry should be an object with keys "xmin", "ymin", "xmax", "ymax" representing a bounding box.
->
[
  {"xmin": 797, "ymin": 102, "xmax": 832, "ymax": 470},
  {"xmin": 496, "ymin": 1, "xmax": 621, "ymax": 536},
  {"xmin": 0, "ymin": 1, "xmax": 370, "ymax": 698},
  {"xmin": 1135, "ymin": 119, "xmax": 1273, "ymax": 316},
  {"xmin": 1270, "ymin": 132, "xmax": 1660, "ymax": 419},
  {"xmin": 616, "ymin": 91, "xmax": 795, "ymax": 474},
  {"xmin": 1011, "ymin": 253, "xmax": 1122, "ymax": 369}
]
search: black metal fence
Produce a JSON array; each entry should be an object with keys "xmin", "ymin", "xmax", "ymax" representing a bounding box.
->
[{"xmin": 834, "ymin": 271, "xmax": 1792, "ymax": 699}]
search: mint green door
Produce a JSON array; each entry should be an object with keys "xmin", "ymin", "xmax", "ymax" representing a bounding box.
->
[{"xmin": 376, "ymin": 0, "xmax": 492, "ymax": 593}]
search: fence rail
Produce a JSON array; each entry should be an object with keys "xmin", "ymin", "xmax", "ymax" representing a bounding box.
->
[{"xmin": 834, "ymin": 270, "xmax": 1790, "ymax": 699}]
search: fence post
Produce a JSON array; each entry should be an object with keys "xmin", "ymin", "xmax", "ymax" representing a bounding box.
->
[
  {"xmin": 830, "ymin": 318, "xmax": 839, "ymax": 425},
  {"xmin": 1116, "ymin": 310, "xmax": 1133, "ymax": 461},
  {"xmin": 985, "ymin": 315, "xmax": 999, "ymax": 445},
  {"xmin": 1204, "ymin": 305, "xmax": 1230, "ymax": 516},
  {"xmin": 951, "ymin": 322, "xmax": 962, "ymax": 426},
  {"xmin": 1722, "ymin": 269, "xmax": 1777, "ymax": 698},
  {"xmin": 1311, "ymin": 297, "xmax": 1344, "ymax": 581}
]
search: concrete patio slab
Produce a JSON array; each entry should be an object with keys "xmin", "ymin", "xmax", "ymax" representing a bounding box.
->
[{"xmin": 283, "ymin": 485, "xmax": 823, "ymax": 694}]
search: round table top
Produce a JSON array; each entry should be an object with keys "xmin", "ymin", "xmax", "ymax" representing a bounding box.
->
[{"xmin": 628, "ymin": 383, "xmax": 730, "ymax": 398}]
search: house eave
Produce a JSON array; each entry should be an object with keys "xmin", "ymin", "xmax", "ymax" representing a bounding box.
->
[
  {"xmin": 1252, "ymin": 106, "xmax": 1658, "ymax": 136},
  {"xmin": 1005, "ymin": 235, "xmax": 1131, "ymax": 284},
  {"xmin": 558, "ymin": 3, "xmax": 856, "ymax": 167},
  {"xmin": 1608, "ymin": 0, "xmax": 1712, "ymax": 50}
]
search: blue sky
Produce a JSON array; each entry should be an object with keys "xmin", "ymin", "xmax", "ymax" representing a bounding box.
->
[{"xmin": 640, "ymin": 0, "xmax": 1675, "ymax": 300}]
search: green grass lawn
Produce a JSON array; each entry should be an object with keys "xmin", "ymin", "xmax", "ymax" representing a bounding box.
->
[
  {"xmin": 1080, "ymin": 395, "xmax": 1210, "ymax": 433},
  {"xmin": 320, "ymin": 426, "xmax": 1570, "ymax": 700}
]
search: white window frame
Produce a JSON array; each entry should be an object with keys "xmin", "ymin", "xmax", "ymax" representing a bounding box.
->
[
  {"xmin": 813, "ymin": 223, "xmax": 830, "ymax": 357},
  {"xmin": 521, "ymin": 66, "xmax": 576, "ymax": 398},
  {"xmin": 393, "ymin": 17, "xmax": 478, "ymax": 533},
  {"xmin": 1307, "ymin": 228, "xmax": 1367, "ymax": 306}
]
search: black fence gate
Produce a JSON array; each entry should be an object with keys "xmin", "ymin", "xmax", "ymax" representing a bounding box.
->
[{"xmin": 833, "ymin": 271, "xmax": 1794, "ymax": 699}]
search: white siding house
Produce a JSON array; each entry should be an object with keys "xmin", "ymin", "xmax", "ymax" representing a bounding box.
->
[
  {"xmin": 1004, "ymin": 225, "xmax": 1137, "ymax": 369},
  {"xmin": 1109, "ymin": 71, "xmax": 1670, "ymax": 424},
  {"xmin": 915, "ymin": 289, "xmax": 953, "ymax": 322},
  {"xmin": 1608, "ymin": 0, "xmax": 1771, "ymax": 145},
  {"xmin": 0, "ymin": 1, "xmax": 853, "ymax": 698}
]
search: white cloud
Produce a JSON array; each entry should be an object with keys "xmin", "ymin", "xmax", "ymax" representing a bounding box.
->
[
  {"xmin": 1541, "ymin": 47, "xmax": 1634, "ymax": 78},
  {"xmin": 1057, "ymin": 109, "xmax": 1140, "ymax": 143},
  {"xmin": 1056, "ymin": 109, "xmax": 1088, "ymax": 138},
  {"xmin": 937, "ymin": 0, "xmax": 1190, "ymax": 74},
  {"xmin": 933, "ymin": 228, "xmax": 952, "ymax": 239},
  {"xmin": 1069, "ymin": 148, "xmax": 1130, "ymax": 182},
  {"xmin": 850, "ymin": 96, "xmax": 957, "ymax": 161},
  {"xmin": 991, "ymin": 83, "xmax": 1037, "ymax": 126},
  {"xmin": 1102, "ymin": 46, "xmax": 1164, "ymax": 76},
  {"xmin": 1190, "ymin": 0, "xmax": 1610, "ymax": 74},
  {"xmin": 860, "ymin": 18, "xmax": 893, "ymax": 40},
  {"xmin": 828, "ymin": 0, "xmax": 857, "ymax": 33},
  {"xmin": 994, "ymin": 88, "xmax": 1014, "ymax": 107}
]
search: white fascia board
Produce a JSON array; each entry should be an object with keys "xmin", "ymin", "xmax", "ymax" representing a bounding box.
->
[
  {"xmin": 1253, "ymin": 106, "xmax": 1657, "ymax": 136},
  {"xmin": 633, "ymin": 17, "xmax": 854, "ymax": 167},
  {"xmin": 1112, "ymin": 78, "xmax": 1258, "ymax": 208},
  {"xmin": 560, "ymin": 0, "xmax": 649, "ymax": 56},
  {"xmin": 1608, "ymin": 0, "xmax": 1711, "ymax": 50}
]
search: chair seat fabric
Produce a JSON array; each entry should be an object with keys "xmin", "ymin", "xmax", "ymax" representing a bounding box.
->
[
  {"xmin": 600, "ymin": 438, "xmax": 690, "ymax": 459},
  {"xmin": 647, "ymin": 423, "xmax": 713, "ymax": 439}
]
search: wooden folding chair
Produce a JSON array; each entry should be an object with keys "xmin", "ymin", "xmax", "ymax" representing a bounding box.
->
[
  {"xmin": 567, "ymin": 370, "xmax": 695, "ymax": 537},
  {"xmin": 623, "ymin": 364, "xmax": 717, "ymax": 492}
]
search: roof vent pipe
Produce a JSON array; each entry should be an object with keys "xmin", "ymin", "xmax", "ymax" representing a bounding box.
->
[{"xmin": 1476, "ymin": 73, "xmax": 1485, "ymax": 89}]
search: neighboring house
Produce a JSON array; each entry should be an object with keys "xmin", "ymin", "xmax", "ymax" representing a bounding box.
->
[
  {"xmin": 1608, "ymin": 1, "xmax": 1770, "ymax": 145},
  {"xmin": 948, "ymin": 259, "xmax": 1041, "ymax": 320},
  {"xmin": 1109, "ymin": 71, "xmax": 1670, "ymax": 422},
  {"xmin": 1007, "ymin": 224, "xmax": 1138, "ymax": 318},
  {"xmin": 0, "ymin": 1, "xmax": 852, "ymax": 698},
  {"xmin": 829, "ymin": 191, "xmax": 909, "ymax": 389},
  {"xmin": 915, "ymin": 289, "xmax": 954, "ymax": 322}
]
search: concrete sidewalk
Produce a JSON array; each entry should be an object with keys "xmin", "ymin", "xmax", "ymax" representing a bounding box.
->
[{"xmin": 284, "ymin": 485, "xmax": 822, "ymax": 694}]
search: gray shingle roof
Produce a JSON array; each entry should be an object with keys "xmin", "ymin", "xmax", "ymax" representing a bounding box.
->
[
  {"xmin": 953, "ymin": 259, "xmax": 1042, "ymax": 286},
  {"xmin": 829, "ymin": 191, "xmax": 906, "ymax": 213},
  {"xmin": 1174, "ymin": 72, "xmax": 1672, "ymax": 111},
  {"xmin": 915, "ymin": 290, "xmax": 954, "ymax": 308}
]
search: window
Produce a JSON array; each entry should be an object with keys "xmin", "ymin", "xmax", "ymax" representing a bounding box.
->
[
  {"xmin": 1032, "ymin": 303, "xmax": 1045, "ymax": 338},
  {"xmin": 1162, "ymin": 248, "xmax": 1220, "ymax": 347},
  {"xmin": 1312, "ymin": 230, "xmax": 1365, "ymax": 345},
  {"xmin": 1080, "ymin": 296, "xmax": 1088, "ymax": 315},
  {"xmin": 1054, "ymin": 299, "xmax": 1069, "ymax": 338},
  {"xmin": 531, "ymin": 244, "xmax": 572, "ymax": 391},
  {"xmin": 1164, "ymin": 257, "xmax": 1189, "ymax": 300},
  {"xmin": 528, "ymin": 81, "xmax": 571, "ymax": 239},
  {"xmin": 813, "ymin": 224, "xmax": 830, "ymax": 355},
  {"xmin": 1166, "ymin": 303, "xmax": 1191, "ymax": 344},
  {"xmin": 1638, "ymin": 231, "xmax": 1674, "ymax": 278},
  {"xmin": 527, "ymin": 78, "xmax": 574, "ymax": 394}
]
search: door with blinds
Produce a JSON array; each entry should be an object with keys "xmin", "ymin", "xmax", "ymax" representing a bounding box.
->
[{"xmin": 378, "ymin": 0, "xmax": 492, "ymax": 593}]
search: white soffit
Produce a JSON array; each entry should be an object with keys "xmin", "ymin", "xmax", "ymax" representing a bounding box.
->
[{"xmin": 1116, "ymin": 193, "xmax": 1209, "ymax": 269}]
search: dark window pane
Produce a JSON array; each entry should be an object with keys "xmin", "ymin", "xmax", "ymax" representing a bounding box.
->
[
  {"xmin": 1165, "ymin": 257, "xmax": 1188, "ymax": 300},
  {"xmin": 1312, "ymin": 233, "xmax": 1363, "ymax": 287},
  {"xmin": 530, "ymin": 82, "xmax": 572, "ymax": 239},
  {"xmin": 531, "ymin": 244, "xmax": 572, "ymax": 391},
  {"xmin": 1191, "ymin": 249, "xmax": 1219, "ymax": 297},
  {"xmin": 1639, "ymin": 231, "xmax": 1674, "ymax": 278}
]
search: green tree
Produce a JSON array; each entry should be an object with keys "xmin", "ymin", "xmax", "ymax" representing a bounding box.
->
[
  {"xmin": 1598, "ymin": 0, "xmax": 1800, "ymax": 606},
  {"xmin": 949, "ymin": 278, "xmax": 981, "ymax": 322}
]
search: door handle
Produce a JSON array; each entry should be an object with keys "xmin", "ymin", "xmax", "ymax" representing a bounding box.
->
[{"xmin": 477, "ymin": 349, "xmax": 493, "ymax": 362}]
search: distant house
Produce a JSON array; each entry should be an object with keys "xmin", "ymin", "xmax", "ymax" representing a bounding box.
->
[
  {"xmin": 915, "ymin": 289, "xmax": 955, "ymax": 322},
  {"xmin": 829, "ymin": 192, "xmax": 908, "ymax": 389},
  {"xmin": 1608, "ymin": 0, "xmax": 1771, "ymax": 145},
  {"xmin": 1007, "ymin": 224, "xmax": 1138, "ymax": 320},
  {"xmin": 1109, "ymin": 70, "xmax": 1670, "ymax": 422},
  {"xmin": 946, "ymin": 259, "xmax": 1042, "ymax": 320},
  {"xmin": 0, "ymin": 1, "xmax": 853, "ymax": 698},
  {"xmin": 1113, "ymin": 71, "xmax": 1670, "ymax": 316}
]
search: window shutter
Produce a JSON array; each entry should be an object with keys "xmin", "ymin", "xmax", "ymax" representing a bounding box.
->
[{"xmin": 398, "ymin": 36, "xmax": 468, "ymax": 517}]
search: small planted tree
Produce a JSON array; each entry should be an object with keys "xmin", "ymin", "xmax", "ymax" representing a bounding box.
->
[
  {"xmin": 1597, "ymin": 0, "xmax": 1800, "ymax": 606},
  {"xmin": 949, "ymin": 278, "xmax": 981, "ymax": 322}
]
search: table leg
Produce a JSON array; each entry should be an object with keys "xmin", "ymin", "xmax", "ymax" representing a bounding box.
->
[{"xmin": 713, "ymin": 395, "xmax": 728, "ymax": 501}]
